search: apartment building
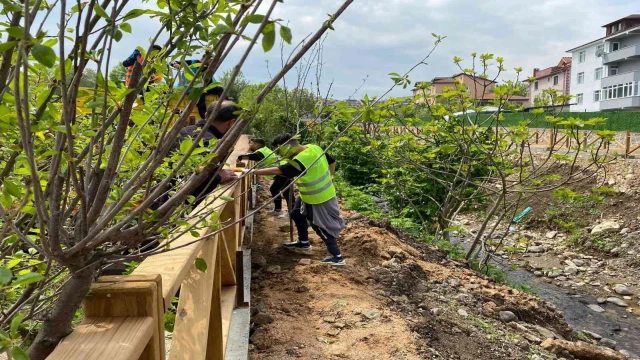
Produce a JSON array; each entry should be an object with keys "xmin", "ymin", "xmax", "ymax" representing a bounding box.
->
[
  {"xmin": 412, "ymin": 73, "xmax": 528, "ymax": 106},
  {"xmin": 568, "ymin": 15, "xmax": 640, "ymax": 111},
  {"xmin": 526, "ymin": 57, "xmax": 572, "ymax": 109}
]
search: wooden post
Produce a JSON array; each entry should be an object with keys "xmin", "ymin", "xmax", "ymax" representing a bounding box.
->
[
  {"xmin": 85, "ymin": 275, "xmax": 166, "ymax": 360},
  {"xmin": 235, "ymin": 250, "xmax": 248, "ymax": 307},
  {"xmin": 220, "ymin": 193, "xmax": 238, "ymax": 286},
  {"xmin": 169, "ymin": 235, "xmax": 221, "ymax": 360},
  {"xmin": 206, "ymin": 242, "xmax": 224, "ymax": 360},
  {"xmin": 626, "ymin": 131, "xmax": 631, "ymax": 157}
]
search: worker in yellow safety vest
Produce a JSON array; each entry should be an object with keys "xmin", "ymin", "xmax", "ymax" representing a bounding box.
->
[
  {"xmin": 122, "ymin": 45, "xmax": 163, "ymax": 103},
  {"xmin": 238, "ymin": 138, "xmax": 293, "ymax": 218},
  {"xmin": 251, "ymin": 134, "xmax": 345, "ymax": 266}
]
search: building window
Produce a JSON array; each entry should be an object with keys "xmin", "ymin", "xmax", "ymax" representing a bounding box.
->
[
  {"xmin": 600, "ymin": 81, "xmax": 640, "ymax": 100},
  {"xmin": 553, "ymin": 75, "xmax": 559, "ymax": 85},
  {"xmin": 618, "ymin": 23, "xmax": 622, "ymax": 31},
  {"xmin": 576, "ymin": 93, "xmax": 583, "ymax": 105},
  {"xmin": 594, "ymin": 67, "xmax": 602, "ymax": 80},
  {"xmin": 596, "ymin": 44, "xmax": 605, "ymax": 57},
  {"xmin": 577, "ymin": 72, "xmax": 584, "ymax": 84},
  {"xmin": 579, "ymin": 51, "xmax": 586, "ymax": 63},
  {"xmin": 610, "ymin": 65, "xmax": 619, "ymax": 76},
  {"xmin": 612, "ymin": 42, "xmax": 620, "ymax": 51},
  {"xmin": 594, "ymin": 90, "xmax": 601, "ymax": 102},
  {"xmin": 534, "ymin": 81, "xmax": 538, "ymax": 91},
  {"xmin": 611, "ymin": 25, "xmax": 616, "ymax": 33}
]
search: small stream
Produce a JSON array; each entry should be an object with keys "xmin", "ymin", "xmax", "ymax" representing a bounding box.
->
[{"xmin": 452, "ymin": 234, "xmax": 640, "ymax": 355}]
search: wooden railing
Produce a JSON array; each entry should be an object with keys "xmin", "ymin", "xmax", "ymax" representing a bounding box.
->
[
  {"xmin": 48, "ymin": 137, "xmax": 253, "ymax": 360},
  {"xmin": 376, "ymin": 126, "xmax": 640, "ymax": 158}
]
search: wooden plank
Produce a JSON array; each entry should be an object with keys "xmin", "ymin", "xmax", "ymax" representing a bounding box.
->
[
  {"xmin": 168, "ymin": 235, "xmax": 219, "ymax": 360},
  {"xmin": 48, "ymin": 317, "xmax": 154, "ymax": 360},
  {"xmin": 219, "ymin": 233, "xmax": 236, "ymax": 286},
  {"xmin": 132, "ymin": 135, "xmax": 251, "ymax": 309},
  {"xmin": 133, "ymin": 187, "xmax": 233, "ymax": 309},
  {"xmin": 84, "ymin": 278, "xmax": 164, "ymax": 360},
  {"xmin": 220, "ymin": 286, "xmax": 237, "ymax": 355},
  {"xmin": 206, "ymin": 239, "xmax": 224, "ymax": 360},
  {"xmin": 94, "ymin": 274, "xmax": 165, "ymax": 355}
]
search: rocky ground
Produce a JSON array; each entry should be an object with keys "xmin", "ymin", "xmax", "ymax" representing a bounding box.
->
[
  {"xmin": 247, "ymin": 184, "xmax": 630, "ymax": 359},
  {"xmin": 451, "ymin": 158, "xmax": 640, "ymax": 359}
]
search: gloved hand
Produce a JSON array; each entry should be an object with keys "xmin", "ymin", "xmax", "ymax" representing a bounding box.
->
[{"xmin": 218, "ymin": 168, "xmax": 238, "ymax": 184}]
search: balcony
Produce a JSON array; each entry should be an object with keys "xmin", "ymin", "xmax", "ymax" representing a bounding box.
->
[
  {"xmin": 603, "ymin": 45, "xmax": 640, "ymax": 64},
  {"xmin": 601, "ymin": 70, "xmax": 640, "ymax": 87},
  {"xmin": 600, "ymin": 96, "xmax": 640, "ymax": 110}
]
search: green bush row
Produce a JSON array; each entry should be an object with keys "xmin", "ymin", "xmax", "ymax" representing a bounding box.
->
[{"xmin": 405, "ymin": 112, "xmax": 640, "ymax": 132}]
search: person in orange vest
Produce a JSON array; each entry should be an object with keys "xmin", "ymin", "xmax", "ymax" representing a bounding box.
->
[{"xmin": 122, "ymin": 45, "xmax": 163, "ymax": 102}]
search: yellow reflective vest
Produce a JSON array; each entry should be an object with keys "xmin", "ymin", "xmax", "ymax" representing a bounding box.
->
[{"xmin": 292, "ymin": 144, "xmax": 336, "ymax": 204}]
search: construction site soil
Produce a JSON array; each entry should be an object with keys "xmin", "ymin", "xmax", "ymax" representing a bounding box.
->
[{"xmin": 246, "ymin": 185, "xmax": 596, "ymax": 360}]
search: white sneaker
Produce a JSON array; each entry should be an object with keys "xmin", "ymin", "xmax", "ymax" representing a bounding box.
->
[{"xmin": 277, "ymin": 213, "xmax": 290, "ymax": 220}]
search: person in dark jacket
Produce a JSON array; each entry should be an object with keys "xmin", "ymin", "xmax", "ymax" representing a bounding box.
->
[
  {"xmin": 151, "ymin": 100, "xmax": 241, "ymax": 210},
  {"xmin": 170, "ymin": 55, "xmax": 224, "ymax": 119}
]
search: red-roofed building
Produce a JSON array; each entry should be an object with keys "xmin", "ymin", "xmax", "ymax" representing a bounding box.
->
[
  {"xmin": 413, "ymin": 73, "xmax": 527, "ymax": 106},
  {"xmin": 526, "ymin": 57, "xmax": 572, "ymax": 109}
]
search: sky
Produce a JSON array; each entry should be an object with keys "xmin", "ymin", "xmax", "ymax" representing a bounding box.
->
[{"xmin": 37, "ymin": 0, "xmax": 640, "ymax": 99}]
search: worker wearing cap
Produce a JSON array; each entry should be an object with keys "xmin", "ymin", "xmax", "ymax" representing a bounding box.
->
[{"xmin": 251, "ymin": 133, "xmax": 345, "ymax": 266}]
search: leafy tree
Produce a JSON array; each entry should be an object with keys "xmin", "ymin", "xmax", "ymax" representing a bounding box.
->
[
  {"xmin": 79, "ymin": 68, "xmax": 98, "ymax": 87},
  {"xmin": 218, "ymin": 69, "xmax": 249, "ymax": 101},
  {"xmin": 0, "ymin": 0, "xmax": 353, "ymax": 358},
  {"xmin": 321, "ymin": 52, "xmax": 610, "ymax": 268},
  {"xmin": 239, "ymin": 83, "xmax": 316, "ymax": 141},
  {"xmin": 109, "ymin": 65, "xmax": 128, "ymax": 87},
  {"xmin": 496, "ymin": 81, "xmax": 528, "ymax": 97}
]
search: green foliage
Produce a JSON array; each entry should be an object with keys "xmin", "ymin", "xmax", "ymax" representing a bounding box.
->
[
  {"xmin": 109, "ymin": 65, "xmax": 128, "ymax": 87},
  {"xmin": 470, "ymin": 259, "xmax": 507, "ymax": 283},
  {"xmin": 217, "ymin": 69, "xmax": 248, "ymax": 102},
  {"xmin": 551, "ymin": 187, "xmax": 582, "ymax": 202},
  {"xmin": 239, "ymin": 83, "xmax": 316, "ymax": 141},
  {"xmin": 336, "ymin": 181, "xmax": 380, "ymax": 217},
  {"xmin": 591, "ymin": 186, "xmax": 617, "ymax": 196},
  {"xmin": 195, "ymin": 257, "xmax": 207, "ymax": 272},
  {"xmin": 416, "ymin": 111, "xmax": 640, "ymax": 132},
  {"xmin": 321, "ymin": 121, "xmax": 381, "ymax": 186}
]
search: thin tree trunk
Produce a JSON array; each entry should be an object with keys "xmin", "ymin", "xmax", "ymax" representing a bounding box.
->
[
  {"xmin": 465, "ymin": 193, "xmax": 504, "ymax": 260},
  {"xmin": 27, "ymin": 265, "xmax": 96, "ymax": 360}
]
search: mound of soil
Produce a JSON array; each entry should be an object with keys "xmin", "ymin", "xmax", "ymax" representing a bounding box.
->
[{"xmin": 247, "ymin": 185, "xmax": 574, "ymax": 359}]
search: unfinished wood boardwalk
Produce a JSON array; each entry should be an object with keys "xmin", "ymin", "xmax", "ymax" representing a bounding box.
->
[{"xmin": 47, "ymin": 136, "xmax": 254, "ymax": 360}]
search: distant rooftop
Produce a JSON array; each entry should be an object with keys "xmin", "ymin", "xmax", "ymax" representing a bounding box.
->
[{"xmin": 601, "ymin": 14, "xmax": 640, "ymax": 28}]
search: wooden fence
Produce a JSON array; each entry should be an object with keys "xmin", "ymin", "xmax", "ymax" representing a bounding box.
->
[
  {"xmin": 377, "ymin": 126, "xmax": 640, "ymax": 158},
  {"xmin": 48, "ymin": 137, "xmax": 254, "ymax": 360}
]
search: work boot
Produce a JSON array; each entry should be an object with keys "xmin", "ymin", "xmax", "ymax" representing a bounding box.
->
[
  {"xmin": 321, "ymin": 255, "xmax": 346, "ymax": 266},
  {"xmin": 283, "ymin": 241, "xmax": 312, "ymax": 252}
]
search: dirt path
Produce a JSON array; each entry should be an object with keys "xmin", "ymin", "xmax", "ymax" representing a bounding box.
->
[
  {"xmin": 247, "ymin": 206, "xmax": 422, "ymax": 359},
  {"xmin": 245, "ymin": 185, "xmax": 592, "ymax": 360}
]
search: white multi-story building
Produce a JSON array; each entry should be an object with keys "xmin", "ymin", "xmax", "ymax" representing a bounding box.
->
[{"xmin": 568, "ymin": 15, "xmax": 640, "ymax": 112}]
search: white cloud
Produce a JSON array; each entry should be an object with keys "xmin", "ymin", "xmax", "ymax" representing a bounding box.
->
[{"xmin": 33, "ymin": 0, "xmax": 640, "ymax": 98}]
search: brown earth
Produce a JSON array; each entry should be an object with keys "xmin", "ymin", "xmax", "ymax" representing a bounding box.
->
[{"xmin": 247, "ymin": 185, "xmax": 578, "ymax": 360}]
